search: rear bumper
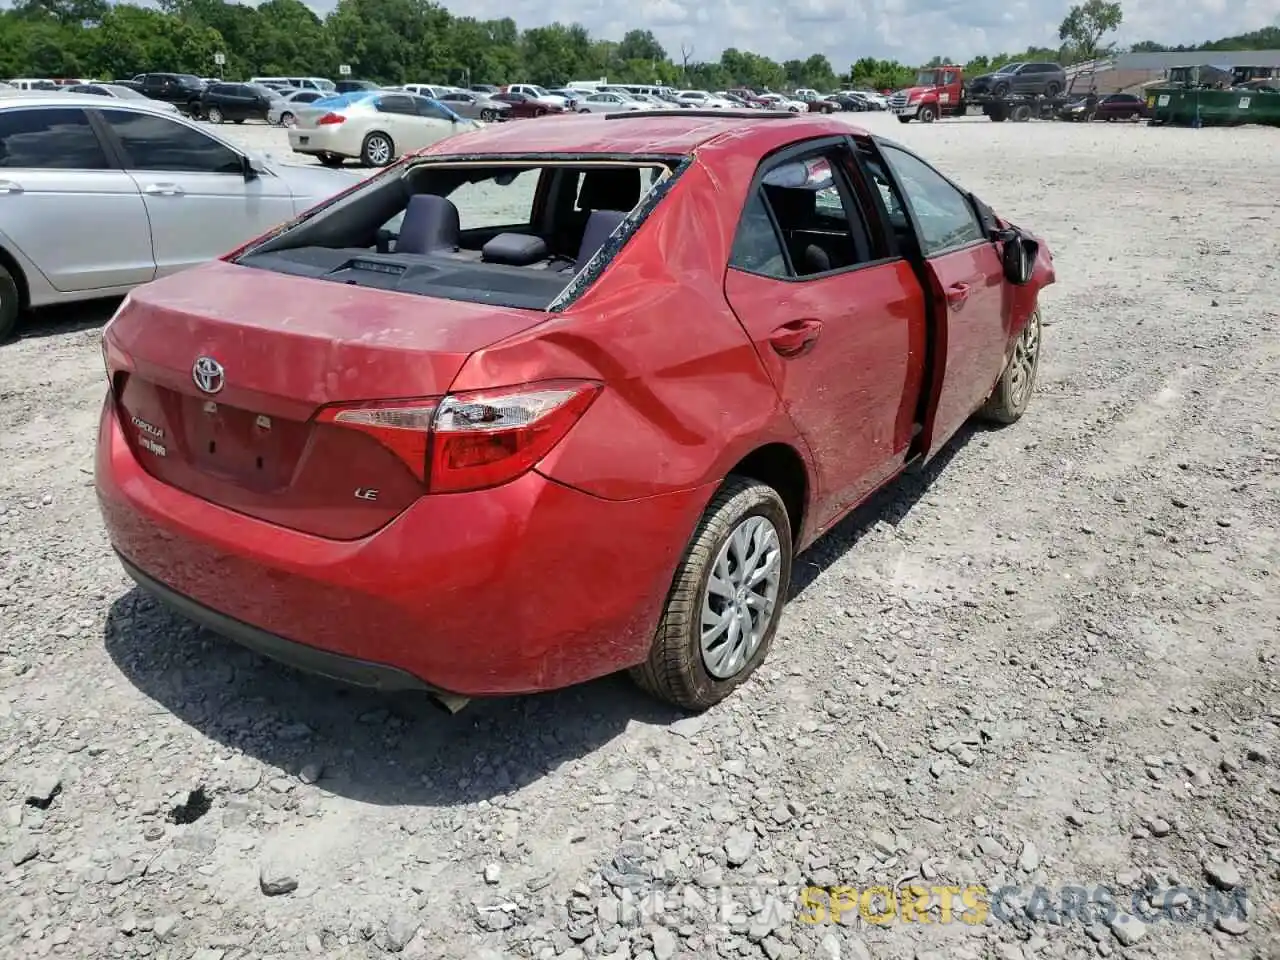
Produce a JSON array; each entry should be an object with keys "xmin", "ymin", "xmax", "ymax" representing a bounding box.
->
[
  {"xmin": 287, "ymin": 126, "xmax": 354, "ymax": 158},
  {"xmin": 95, "ymin": 395, "xmax": 710, "ymax": 697}
]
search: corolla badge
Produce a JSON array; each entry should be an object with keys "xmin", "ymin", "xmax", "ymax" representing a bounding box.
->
[{"xmin": 192, "ymin": 356, "xmax": 225, "ymax": 395}]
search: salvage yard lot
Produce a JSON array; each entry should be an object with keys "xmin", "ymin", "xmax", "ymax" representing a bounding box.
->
[{"xmin": 1, "ymin": 115, "xmax": 1278, "ymax": 959}]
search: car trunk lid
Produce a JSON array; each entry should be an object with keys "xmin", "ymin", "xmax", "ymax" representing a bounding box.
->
[{"xmin": 104, "ymin": 260, "xmax": 548, "ymax": 539}]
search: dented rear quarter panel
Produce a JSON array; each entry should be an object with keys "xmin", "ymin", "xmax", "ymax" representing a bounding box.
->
[{"xmin": 453, "ymin": 158, "xmax": 807, "ymax": 505}]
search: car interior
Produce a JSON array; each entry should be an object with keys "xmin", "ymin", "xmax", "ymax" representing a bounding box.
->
[{"xmin": 235, "ymin": 160, "xmax": 676, "ymax": 310}]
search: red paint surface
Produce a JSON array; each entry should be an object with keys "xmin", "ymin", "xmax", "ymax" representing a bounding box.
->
[{"xmin": 96, "ymin": 114, "xmax": 1054, "ymax": 697}]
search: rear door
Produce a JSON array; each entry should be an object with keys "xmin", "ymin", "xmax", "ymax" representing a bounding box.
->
[
  {"xmin": 0, "ymin": 105, "xmax": 154, "ymax": 291},
  {"xmin": 867, "ymin": 140, "xmax": 1008, "ymax": 452},
  {"xmin": 410, "ymin": 96, "xmax": 461, "ymax": 148},
  {"xmin": 722, "ymin": 138, "xmax": 929, "ymax": 528},
  {"xmin": 95, "ymin": 108, "xmax": 294, "ymax": 277}
]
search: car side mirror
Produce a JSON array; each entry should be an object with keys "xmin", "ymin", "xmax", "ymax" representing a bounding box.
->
[
  {"xmin": 241, "ymin": 154, "xmax": 264, "ymax": 181},
  {"xmin": 996, "ymin": 227, "xmax": 1038, "ymax": 285}
]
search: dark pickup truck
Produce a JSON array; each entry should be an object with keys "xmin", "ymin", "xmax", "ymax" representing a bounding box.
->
[
  {"xmin": 966, "ymin": 62, "xmax": 1067, "ymax": 99},
  {"xmin": 134, "ymin": 72, "xmax": 206, "ymax": 115}
]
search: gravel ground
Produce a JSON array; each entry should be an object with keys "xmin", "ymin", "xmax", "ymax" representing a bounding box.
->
[{"xmin": 1, "ymin": 114, "xmax": 1278, "ymax": 960}]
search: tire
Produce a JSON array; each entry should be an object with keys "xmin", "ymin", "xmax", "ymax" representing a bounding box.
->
[
  {"xmin": 1012, "ymin": 104, "xmax": 1033, "ymax": 122},
  {"xmin": 993, "ymin": 83, "xmax": 1009, "ymax": 98},
  {"xmin": 480, "ymin": 109, "xmax": 496, "ymax": 122},
  {"xmin": 578, "ymin": 108, "xmax": 590, "ymax": 114},
  {"xmin": 630, "ymin": 477, "xmax": 793, "ymax": 711},
  {"xmin": 279, "ymin": 112, "xmax": 295, "ymax": 128},
  {"xmin": 233, "ymin": 118, "xmax": 244, "ymax": 124},
  {"xmin": 207, "ymin": 106, "xmax": 223, "ymax": 124},
  {"xmin": 980, "ymin": 307, "xmax": 1042, "ymax": 425},
  {"xmin": 1046, "ymin": 83, "xmax": 1061, "ymax": 97},
  {"xmin": 897, "ymin": 115, "xmax": 911, "ymax": 124},
  {"xmin": 317, "ymin": 153, "xmax": 345, "ymax": 168},
  {"xmin": 534, "ymin": 107, "xmax": 547, "ymax": 117},
  {"xmin": 0, "ymin": 263, "xmax": 19, "ymax": 343},
  {"xmin": 360, "ymin": 131, "xmax": 394, "ymax": 167},
  {"xmin": 918, "ymin": 104, "xmax": 936, "ymax": 123}
]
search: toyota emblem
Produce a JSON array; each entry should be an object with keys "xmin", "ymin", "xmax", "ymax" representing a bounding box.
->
[{"xmin": 192, "ymin": 356, "xmax": 225, "ymax": 395}]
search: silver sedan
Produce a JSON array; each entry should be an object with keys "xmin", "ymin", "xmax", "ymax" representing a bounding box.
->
[
  {"xmin": 0, "ymin": 94, "xmax": 360, "ymax": 341},
  {"xmin": 434, "ymin": 91, "xmax": 512, "ymax": 122},
  {"xmin": 62, "ymin": 83, "xmax": 183, "ymax": 115},
  {"xmin": 268, "ymin": 89, "xmax": 327, "ymax": 127},
  {"xmin": 574, "ymin": 92, "xmax": 651, "ymax": 114}
]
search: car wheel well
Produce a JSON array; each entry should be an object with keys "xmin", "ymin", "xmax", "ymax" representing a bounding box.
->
[
  {"xmin": 0, "ymin": 244, "xmax": 29, "ymax": 310},
  {"xmin": 726, "ymin": 443, "xmax": 807, "ymax": 543}
]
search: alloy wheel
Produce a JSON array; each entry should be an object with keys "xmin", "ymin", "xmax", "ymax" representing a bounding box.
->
[
  {"xmin": 1007, "ymin": 314, "xmax": 1041, "ymax": 408},
  {"xmin": 208, "ymin": 107, "xmax": 223, "ymax": 123},
  {"xmin": 699, "ymin": 515, "xmax": 783, "ymax": 680},
  {"xmin": 366, "ymin": 135, "xmax": 391, "ymax": 165}
]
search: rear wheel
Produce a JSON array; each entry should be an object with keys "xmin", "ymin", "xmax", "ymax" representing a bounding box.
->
[
  {"xmin": 897, "ymin": 115, "xmax": 911, "ymax": 124},
  {"xmin": 480, "ymin": 108, "xmax": 497, "ymax": 122},
  {"xmin": 630, "ymin": 477, "xmax": 792, "ymax": 711},
  {"xmin": 578, "ymin": 108, "xmax": 590, "ymax": 114},
  {"xmin": 534, "ymin": 107, "xmax": 547, "ymax": 117},
  {"xmin": 993, "ymin": 82, "xmax": 1010, "ymax": 97},
  {"xmin": 980, "ymin": 308, "xmax": 1042, "ymax": 424},
  {"xmin": 918, "ymin": 104, "xmax": 936, "ymax": 123},
  {"xmin": 0, "ymin": 264, "xmax": 19, "ymax": 343},
  {"xmin": 280, "ymin": 112, "xmax": 295, "ymax": 128},
  {"xmin": 1012, "ymin": 104, "xmax": 1033, "ymax": 122},
  {"xmin": 1046, "ymin": 82, "xmax": 1061, "ymax": 97},
  {"xmin": 207, "ymin": 106, "xmax": 224, "ymax": 124},
  {"xmin": 360, "ymin": 132, "xmax": 394, "ymax": 167}
]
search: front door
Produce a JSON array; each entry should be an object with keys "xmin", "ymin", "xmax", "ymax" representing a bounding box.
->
[
  {"xmin": 0, "ymin": 106, "xmax": 154, "ymax": 291},
  {"xmin": 722, "ymin": 141, "xmax": 929, "ymax": 530},
  {"xmin": 96, "ymin": 108, "xmax": 294, "ymax": 277},
  {"xmin": 871, "ymin": 141, "xmax": 1009, "ymax": 451}
]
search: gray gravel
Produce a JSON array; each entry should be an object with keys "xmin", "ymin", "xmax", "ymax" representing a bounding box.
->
[{"xmin": 1, "ymin": 114, "xmax": 1278, "ymax": 959}]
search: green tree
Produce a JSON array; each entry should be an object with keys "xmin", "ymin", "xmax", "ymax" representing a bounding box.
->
[{"xmin": 1058, "ymin": 0, "xmax": 1123, "ymax": 62}]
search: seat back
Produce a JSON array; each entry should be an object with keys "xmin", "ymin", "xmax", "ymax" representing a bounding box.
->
[
  {"xmin": 574, "ymin": 209, "xmax": 628, "ymax": 273},
  {"xmin": 396, "ymin": 194, "xmax": 460, "ymax": 255}
]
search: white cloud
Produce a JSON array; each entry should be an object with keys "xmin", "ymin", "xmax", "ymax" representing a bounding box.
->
[{"xmin": 300, "ymin": 0, "xmax": 1279, "ymax": 67}]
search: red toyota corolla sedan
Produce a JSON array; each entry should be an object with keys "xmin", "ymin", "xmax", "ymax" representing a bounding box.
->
[{"xmin": 95, "ymin": 111, "xmax": 1054, "ymax": 712}]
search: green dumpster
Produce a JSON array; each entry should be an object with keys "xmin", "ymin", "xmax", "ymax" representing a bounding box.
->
[{"xmin": 1146, "ymin": 86, "xmax": 1280, "ymax": 127}]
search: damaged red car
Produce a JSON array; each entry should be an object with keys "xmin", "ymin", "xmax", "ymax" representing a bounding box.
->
[{"xmin": 95, "ymin": 111, "xmax": 1054, "ymax": 712}]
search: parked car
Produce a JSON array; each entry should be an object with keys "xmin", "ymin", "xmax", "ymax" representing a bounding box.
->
[
  {"xmin": 7, "ymin": 79, "xmax": 59, "ymax": 91},
  {"xmin": 0, "ymin": 95, "xmax": 358, "ymax": 341},
  {"xmin": 94, "ymin": 112, "xmax": 1054, "ymax": 712},
  {"xmin": 545, "ymin": 88, "xmax": 583, "ymax": 110},
  {"xmin": 824, "ymin": 93, "xmax": 867, "ymax": 112},
  {"xmin": 489, "ymin": 91, "xmax": 564, "ymax": 118},
  {"xmin": 1056, "ymin": 92, "xmax": 1148, "ymax": 121},
  {"xmin": 504, "ymin": 83, "xmax": 570, "ymax": 108},
  {"xmin": 267, "ymin": 89, "xmax": 327, "ymax": 127},
  {"xmin": 435, "ymin": 91, "xmax": 511, "ymax": 122},
  {"xmin": 966, "ymin": 62, "xmax": 1067, "ymax": 99},
  {"xmin": 675, "ymin": 89, "xmax": 737, "ymax": 109},
  {"xmin": 791, "ymin": 89, "xmax": 839, "ymax": 113},
  {"xmin": 334, "ymin": 79, "xmax": 380, "ymax": 94},
  {"xmin": 287, "ymin": 91, "xmax": 481, "ymax": 167},
  {"xmin": 575, "ymin": 91, "xmax": 650, "ymax": 114},
  {"xmin": 251, "ymin": 76, "xmax": 336, "ymax": 94},
  {"xmin": 756, "ymin": 93, "xmax": 807, "ymax": 113},
  {"xmin": 61, "ymin": 82, "xmax": 182, "ymax": 114},
  {"xmin": 195, "ymin": 82, "xmax": 276, "ymax": 124},
  {"xmin": 135, "ymin": 73, "xmax": 206, "ymax": 115}
]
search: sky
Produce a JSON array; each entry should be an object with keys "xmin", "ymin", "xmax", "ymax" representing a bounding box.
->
[{"xmin": 347, "ymin": 0, "xmax": 1279, "ymax": 68}]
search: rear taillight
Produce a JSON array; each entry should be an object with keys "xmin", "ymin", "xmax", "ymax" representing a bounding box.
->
[
  {"xmin": 316, "ymin": 380, "xmax": 601, "ymax": 493},
  {"xmin": 317, "ymin": 112, "xmax": 345, "ymax": 125}
]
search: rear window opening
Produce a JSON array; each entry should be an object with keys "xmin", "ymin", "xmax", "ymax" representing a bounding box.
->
[{"xmin": 233, "ymin": 158, "xmax": 680, "ymax": 310}]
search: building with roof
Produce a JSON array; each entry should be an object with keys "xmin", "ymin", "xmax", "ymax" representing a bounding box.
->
[{"xmin": 1067, "ymin": 50, "xmax": 1280, "ymax": 93}]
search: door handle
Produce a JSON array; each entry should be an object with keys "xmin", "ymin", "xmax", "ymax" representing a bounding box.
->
[
  {"xmin": 143, "ymin": 183, "xmax": 184, "ymax": 196},
  {"xmin": 768, "ymin": 318, "xmax": 823, "ymax": 358},
  {"xmin": 0, "ymin": 180, "xmax": 24, "ymax": 195},
  {"xmin": 946, "ymin": 282, "xmax": 970, "ymax": 306}
]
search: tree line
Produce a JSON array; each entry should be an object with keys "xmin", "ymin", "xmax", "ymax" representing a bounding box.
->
[{"xmin": 0, "ymin": 0, "xmax": 1272, "ymax": 93}]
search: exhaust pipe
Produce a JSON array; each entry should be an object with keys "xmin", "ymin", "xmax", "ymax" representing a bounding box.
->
[{"xmin": 433, "ymin": 692, "xmax": 471, "ymax": 714}]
